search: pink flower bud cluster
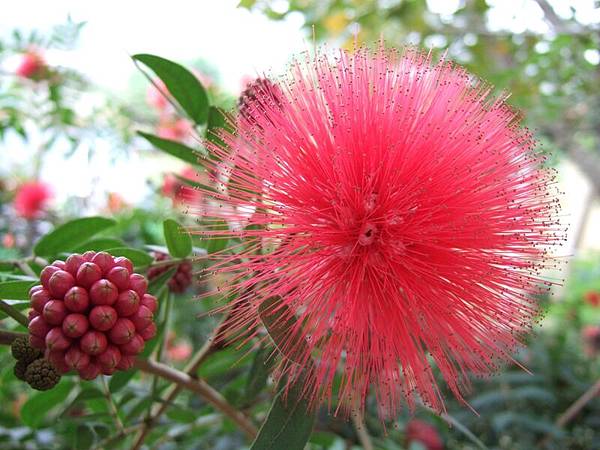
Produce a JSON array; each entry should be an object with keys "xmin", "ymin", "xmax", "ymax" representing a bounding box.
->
[{"xmin": 28, "ymin": 251, "xmax": 158, "ymax": 380}]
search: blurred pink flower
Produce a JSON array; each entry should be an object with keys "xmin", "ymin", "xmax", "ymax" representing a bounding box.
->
[
  {"xmin": 15, "ymin": 50, "xmax": 47, "ymax": 80},
  {"xmin": 156, "ymin": 118, "xmax": 192, "ymax": 141},
  {"xmin": 584, "ymin": 291, "xmax": 600, "ymax": 307},
  {"xmin": 162, "ymin": 166, "xmax": 203, "ymax": 206},
  {"xmin": 14, "ymin": 181, "xmax": 52, "ymax": 219},
  {"xmin": 406, "ymin": 420, "xmax": 444, "ymax": 450},
  {"xmin": 2, "ymin": 233, "xmax": 15, "ymax": 248}
]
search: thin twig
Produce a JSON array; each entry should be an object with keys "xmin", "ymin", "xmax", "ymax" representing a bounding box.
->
[
  {"xmin": 0, "ymin": 299, "xmax": 29, "ymax": 327},
  {"xmin": 0, "ymin": 329, "xmax": 28, "ymax": 345},
  {"xmin": 101, "ymin": 376, "xmax": 125, "ymax": 433},
  {"xmin": 133, "ymin": 358, "xmax": 257, "ymax": 439},
  {"xmin": 130, "ymin": 315, "xmax": 229, "ymax": 449},
  {"xmin": 351, "ymin": 409, "xmax": 374, "ymax": 450},
  {"xmin": 555, "ymin": 379, "xmax": 600, "ymax": 427}
]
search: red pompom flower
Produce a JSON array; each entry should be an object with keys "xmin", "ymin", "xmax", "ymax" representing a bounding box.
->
[
  {"xmin": 14, "ymin": 181, "xmax": 52, "ymax": 219},
  {"xmin": 195, "ymin": 46, "xmax": 561, "ymax": 419}
]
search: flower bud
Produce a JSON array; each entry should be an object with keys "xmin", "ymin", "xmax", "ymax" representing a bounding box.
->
[
  {"xmin": 46, "ymin": 350, "xmax": 70, "ymax": 374},
  {"xmin": 82, "ymin": 251, "xmax": 97, "ymax": 261},
  {"xmin": 108, "ymin": 318, "xmax": 136, "ymax": 345},
  {"xmin": 97, "ymin": 345, "xmax": 122, "ymax": 371},
  {"xmin": 40, "ymin": 265, "xmax": 60, "ymax": 289},
  {"xmin": 25, "ymin": 359, "xmax": 61, "ymax": 391},
  {"xmin": 131, "ymin": 305, "xmax": 153, "ymax": 332},
  {"xmin": 141, "ymin": 294, "xmax": 158, "ymax": 313},
  {"xmin": 78, "ymin": 361, "xmax": 101, "ymax": 380},
  {"xmin": 30, "ymin": 288, "xmax": 51, "ymax": 313},
  {"xmin": 89, "ymin": 279, "xmax": 118, "ymax": 305},
  {"xmin": 120, "ymin": 334, "xmax": 144, "ymax": 355},
  {"xmin": 65, "ymin": 254, "xmax": 86, "ymax": 275},
  {"xmin": 28, "ymin": 315, "xmax": 51, "ymax": 337},
  {"xmin": 45, "ymin": 327, "xmax": 72, "ymax": 351},
  {"xmin": 62, "ymin": 313, "xmax": 89, "ymax": 338},
  {"xmin": 89, "ymin": 305, "xmax": 117, "ymax": 331},
  {"xmin": 65, "ymin": 347, "xmax": 90, "ymax": 371},
  {"xmin": 29, "ymin": 285, "xmax": 43, "ymax": 297},
  {"xmin": 107, "ymin": 266, "xmax": 130, "ymax": 291},
  {"xmin": 48, "ymin": 270, "xmax": 75, "ymax": 298},
  {"xmin": 52, "ymin": 260, "xmax": 66, "ymax": 270},
  {"xmin": 113, "ymin": 256, "xmax": 133, "ymax": 274},
  {"xmin": 42, "ymin": 299, "xmax": 67, "ymax": 325},
  {"xmin": 28, "ymin": 309, "xmax": 40, "ymax": 321},
  {"xmin": 91, "ymin": 251, "xmax": 114, "ymax": 275},
  {"xmin": 64, "ymin": 286, "xmax": 90, "ymax": 312},
  {"xmin": 29, "ymin": 334, "xmax": 46, "ymax": 350},
  {"xmin": 116, "ymin": 354, "xmax": 135, "ymax": 371},
  {"xmin": 11, "ymin": 335, "xmax": 43, "ymax": 363},
  {"xmin": 129, "ymin": 274, "xmax": 147, "ymax": 297},
  {"xmin": 114, "ymin": 289, "xmax": 139, "ymax": 317},
  {"xmin": 76, "ymin": 262, "xmax": 102, "ymax": 289},
  {"xmin": 139, "ymin": 322, "xmax": 157, "ymax": 341},
  {"xmin": 80, "ymin": 330, "xmax": 108, "ymax": 356}
]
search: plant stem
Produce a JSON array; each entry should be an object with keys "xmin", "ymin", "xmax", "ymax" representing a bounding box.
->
[
  {"xmin": 0, "ymin": 329, "xmax": 28, "ymax": 345},
  {"xmin": 101, "ymin": 376, "xmax": 125, "ymax": 433},
  {"xmin": 0, "ymin": 299, "xmax": 29, "ymax": 327},
  {"xmin": 351, "ymin": 409, "xmax": 374, "ymax": 450},
  {"xmin": 130, "ymin": 314, "xmax": 230, "ymax": 449},
  {"xmin": 133, "ymin": 358, "xmax": 257, "ymax": 439}
]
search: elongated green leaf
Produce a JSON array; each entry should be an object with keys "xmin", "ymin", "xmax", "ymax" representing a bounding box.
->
[
  {"xmin": 206, "ymin": 106, "xmax": 235, "ymax": 156},
  {"xmin": 132, "ymin": 54, "xmax": 209, "ymax": 124},
  {"xmin": 163, "ymin": 219, "xmax": 192, "ymax": 258},
  {"xmin": 259, "ymin": 296, "xmax": 309, "ymax": 365},
  {"xmin": 34, "ymin": 217, "xmax": 116, "ymax": 256},
  {"xmin": 0, "ymin": 280, "xmax": 36, "ymax": 300},
  {"xmin": 73, "ymin": 238, "xmax": 125, "ymax": 253},
  {"xmin": 243, "ymin": 344, "xmax": 273, "ymax": 404},
  {"xmin": 21, "ymin": 380, "xmax": 73, "ymax": 428},
  {"xmin": 109, "ymin": 370, "xmax": 136, "ymax": 393},
  {"xmin": 138, "ymin": 131, "xmax": 203, "ymax": 165},
  {"xmin": 251, "ymin": 375, "xmax": 316, "ymax": 450},
  {"xmin": 105, "ymin": 247, "xmax": 154, "ymax": 267}
]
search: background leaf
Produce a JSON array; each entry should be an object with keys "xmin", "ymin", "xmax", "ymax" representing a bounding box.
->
[
  {"xmin": 20, "ymin": 380, "xmax": 74, "ymax": 428},
  {"xmin": 0, "ymin": 280, "xmax": 36, "ymax": 300},
  {"xmin": 105, "ymin": 247, "xmax": 154, "ymax": 267},
  {"xmin": 137, "ymin": 131, "xmax": 204, "ymax": 165},
  {"xmin": 163, "ymin": 219, "xmax": 192, "ymax": 258},
  {"xmin": 34, "ymin": 217, "xmax": 116, "ymax": 256}
]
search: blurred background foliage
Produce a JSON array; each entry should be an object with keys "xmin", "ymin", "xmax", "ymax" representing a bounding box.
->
[{"xmin": 0, "ymin": 1, "xmax": 599, "ymax": 449}]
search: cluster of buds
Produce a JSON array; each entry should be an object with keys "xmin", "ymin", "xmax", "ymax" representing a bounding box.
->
[
  {"xmin": 147, "ymin": 251, "xmax": 192, "ymax": 294},
  {"xmin": 11, "ymin": 336, "xmax": 60, "ymax": 391},
  {"xmin": 28, "ymin": 251, "xmax": 158, "ymax": 380}
]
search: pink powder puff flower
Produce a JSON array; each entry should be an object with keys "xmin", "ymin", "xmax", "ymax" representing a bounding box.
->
[
  {"xmin": 16, "ymin": 50, "xmax": 47, "ymax": 80},
  {"xmin": 14, "ymin": 181, "xmax": 52, "ymax": 219},
  {"xmin": 162, "ymin": 166, "xmax": 204, "ymax": 207},
  {"xmin": 193, "ymin": 46, "xmax": 562, "ymax": 419},
  {"xmin": 156, "ymin": 118, "xmax": 192, "ymax": 142}
]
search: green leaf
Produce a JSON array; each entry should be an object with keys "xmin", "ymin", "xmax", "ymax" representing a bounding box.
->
[
  {"xmin": 206, "ymin": 106, "xmax": 235, "ymax": 156},
  {"xmin": 244, "ymin": 344, "xmax": 272, "ymax": 404},
  {"xmin": 21, "ymin": 380, "xmax": 73, "ymax": 428},
  {"xmin": 0, "ymin": 280, "xmax": 36, "ymax": 300},
  {"xmin": 132, "ymin": 53, "xmax": 209, "ymax": 124},
  {"xmin": 105, "ymin": 247, "xmax": 154, "ymax": 267},
  {"xmin": 163, "ymin": 219, "xmax": 192, "ymax": 258},
  {"xmin": 109, "ymin": 370, "xmax": 136, "ymax": 393},
  {"xmin": 259, "ymin": 296, "xmax": 309, "ymax": 365},
  {"xmin": 34, "ymin": 217, "xmax": 116, "ymax": 257},
  {"xmin": 250, "ymin": 374, "xmax": 316, "ymax": 450},
  {"xmin": 73, "ymin": 238, "xmax": 125, "ymax": 253},
  {"xmin": 137, "ymin": 131, "xmax": 203, "ymax": 165}
]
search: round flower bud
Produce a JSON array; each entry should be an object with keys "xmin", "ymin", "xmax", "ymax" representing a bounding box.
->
[
  {"xmin": 64, "ymin": 254, "xmax": 86, "ymax": 276},
  {"xmin": 14, "ymin": 359, "xmax": 31, "ymax": 381},
  {"xmin": 140, "ymin": 294, "xmax": 158, "ymax": 314},
  {"xmin": 62, "ymin": 313, "xmax": 89, "ymax": 338},
  {"xmin": 30, "ymin": 288, "xmax": 51, "ymax": 313},
  {"xmin": 40, "ymin": 265, "xmax": 60, "ymax": 289},
  {"xmin": 11, "ymin": 336, "xmax": 43, "ymax": 363},
  {"xmin": 42, "ymin": 300, "xmax": 67, "ymax": 325},
  {"xmin": 139, "ymin": 322, "xmax": 157, "ymax": 341},
  {"xmin": 82, "ymin": 251, "xmax": 97, "ymax": 261},
  {"xmin": 45, "ymin": 327, "xmax": 71, "ymax": 351},
  {"xmin": 91, "ymin": 252, "xmax": 114, "ymax": 275},
  {"xmin": 29, "ymin": 284, "xmax": 43, "ymax": 297},
  {"xmin": 89, "ymin": 279, "xmax": 118, "ymax": 306},
  {"xmin": 28, "ymin": 309, "xmax": 40, "ymax": 322},
  {"xmin": 28, "ymin": 316, "xmax": 51, "ymax": 338},
  {"xmin": 80, "ymin": 330, "xmax": 108, "ymax": 356},
  {"xmin": 120, "ymin": 334, "xmax": 144, "ymax": 355},
  {"xmin": 113, "ymin": 256, "xmax": 133, "ymax": 274},
  {"xmin": 46, "ymin": 350, "xmax": 70, "ymax": 374},
  {"xmin": 25, "ymin": 359, "xmax": 61, "ymax": 391},
  {"xmin": 65, "ymin": 347, "xmax": 90, "ymax": 371},
  {"xmin": 116, "ymin": 354, "xmax": 135, "ymax": 371},
  {"xmin": 108, "ymin": 318, "xmax": 136, "ymax": 345},
  {"xmin": 78, "ymin": 361, "xmax": 101, "ymax": 380},
  {"xmin": 128, "ymin": 274, "xmax": 147, "ymax": 298},
  {"xmin": 29, "ymin": 335, "xmax": 46, "ymax": 350},
  {"xmin": 107, "ymin": 266, "xmax": 130, "ymax": 291},
  {"xmin": 131, "ymin": 305, "xmax": 153, "ymax": 332},
  {"xmin": 89, "ymin": 306, "xmax": 117, "ymax": 331},
  {"xmin": 48, "ymin": 270, "xmax": 75, "ymax": 298},
  {"xmin": 64, "ymin": 286, "xmax": 89, "ymax": 313},
  {"xmin": 51, "ymin": 260, "xmax": 66, "ymax": 270},
  {"xmin": 114, "ymin": 290, "xmax": 139, "ymax": 317},
  {"xmin": 97, "ymin": 345, "xmax": 122, "ymax": 372},
  {"xmin": 76, "ymin": 262, "xmax": 102, "ymax": 289}
]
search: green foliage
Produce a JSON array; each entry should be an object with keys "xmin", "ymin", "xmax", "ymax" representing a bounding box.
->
[
  {"xmin": 163, "ymin": 219, "xmax": 192, "ymax": 258},
  {"xmin": 137, "ymin": 130, "xmax": 205, "ymax": 165},
  {"xmin": 34, "ymin": 217, "xmax": 116, "ymax": 257}
]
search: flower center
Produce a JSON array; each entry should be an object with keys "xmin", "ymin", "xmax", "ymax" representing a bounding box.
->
[{"xmin": 358, "ymin": 222, "xmax": 377, "ymax": 246}]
